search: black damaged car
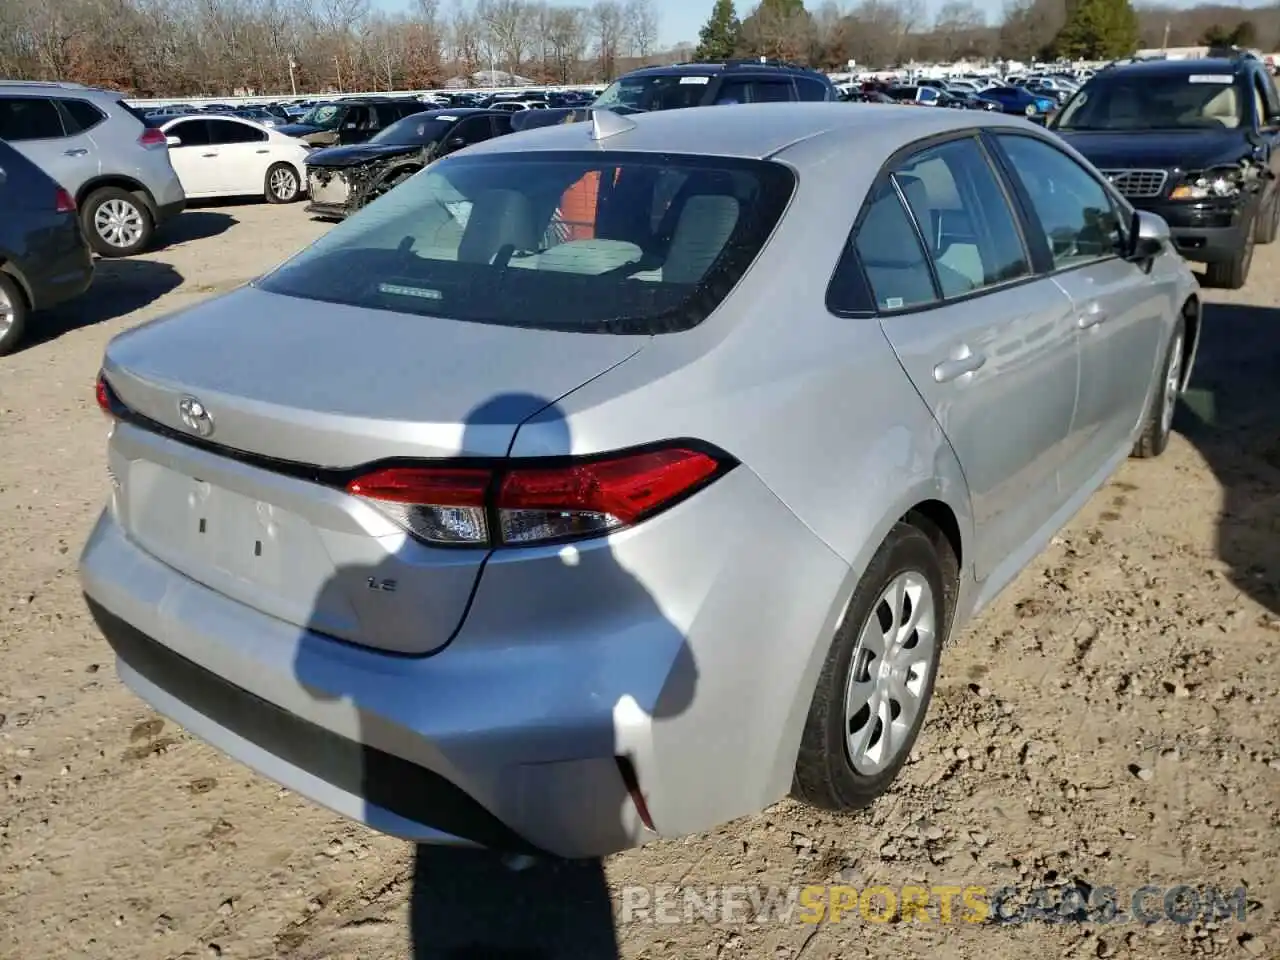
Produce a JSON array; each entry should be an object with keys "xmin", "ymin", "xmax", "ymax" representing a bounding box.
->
[
  {"xmin": 304, "ymin": 108, "xmax": 515, "ymax": 219},
  {"xmin": 1050, "ymin": 51, "xmax": 1280, "ymax": 289}
]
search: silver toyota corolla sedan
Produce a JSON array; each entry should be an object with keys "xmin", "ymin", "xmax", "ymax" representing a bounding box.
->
[{"xmin": 80, "ymin": 103, "xmax": 1200, "ymax": 859}]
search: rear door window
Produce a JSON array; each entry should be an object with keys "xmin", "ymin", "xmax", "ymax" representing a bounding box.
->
[
  {"xmin": 715, "ymin": 79, "xmax": 796, "ymax": 104},
  {"xmin": 58, "ymin": 99, "xmax": 106, "ymax": 134},
  {"xmin": 795, "ymin": 77, "xmax": 830, "ymax": 102},
  {"xmin": 0, "ymin": 97, "xmax": 65, "ymax": 140}
]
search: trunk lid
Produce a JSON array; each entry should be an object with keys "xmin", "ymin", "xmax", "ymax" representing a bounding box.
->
[{"xmin": 103, "ymin": 285, "xmax": 646, "ymax": 654}]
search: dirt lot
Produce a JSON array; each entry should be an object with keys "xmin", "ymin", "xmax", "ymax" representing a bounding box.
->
[{"xmin": 1, "ymin": 201, "xmax": 1277, "ymax": 960}]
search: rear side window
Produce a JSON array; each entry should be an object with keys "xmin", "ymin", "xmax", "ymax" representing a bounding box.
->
[
  {"xmin": 59, "ymin": 99, "xmax": 106, "ymax": 133},
  {"xmin": 715, "ymin": 79, "xmax": 795, "ymax": 104},
  {"xmin": 258, "ymin": 151, "xmax": 796, "ymax": 335},
  {"xmin": 0, "ymin": 98, "xmax": 64, "ymax": 140}
]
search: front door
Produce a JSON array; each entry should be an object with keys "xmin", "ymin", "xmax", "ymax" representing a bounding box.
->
[
  {"xmin": 864, "ymin": 135, "xmax": 1080, "ymax": 583},
  {"xmin": 993, "ymin": 132, "xmax": 1169, "ymax": 479}
]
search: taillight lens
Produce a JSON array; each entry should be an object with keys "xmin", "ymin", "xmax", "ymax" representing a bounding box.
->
[
  {"xmin": 55, "ymin": 188, "xmax": 75, "ymax": 213},
  {"xmin": 95, "ymin": 371, "xmax": 120, "ymax": 418},
  {"xmin": 138, "ymin": 127, "xmax": 168, "ymax": 149},
  {"xmin": 345, "ymin": 446, "xmax": 728, "ymax": 548}
]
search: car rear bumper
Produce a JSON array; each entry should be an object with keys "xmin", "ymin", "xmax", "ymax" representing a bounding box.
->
[{"xmin": 79, "ymin": 463, "xmax": 850, "ymax": 859}]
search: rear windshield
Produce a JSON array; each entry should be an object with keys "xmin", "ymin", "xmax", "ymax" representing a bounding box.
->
[{"xmin": 257, "ymin": 151, "xmax": 795, "ymax": 334}]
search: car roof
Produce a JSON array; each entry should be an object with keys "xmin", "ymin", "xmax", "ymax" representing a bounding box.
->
[
  {"xmin": 619, "ymin": 61, "xmax": 827, "ymax": 80},
  {"xmin": 463, "ymin": 102, "xmax": 1033, "ymax": 162},
  {"xmin": 1101, "ymin": 57, "xmax": 1241, "ymax": 78},
  {"xmin": 410, "ymin": 107, "xmax": 493, "ymax": 118}
]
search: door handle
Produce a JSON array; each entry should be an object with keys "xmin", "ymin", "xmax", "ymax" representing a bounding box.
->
[
  {"xmin": 1078, "ymin": 302, "xmax": 1108, "ymax": 328},
  {"xmin": 933, "ymin": 351, "xmax": 987, "ymax": 383},
  {"xmin": 63, "ymin": 148, "xmax": 89, "ymax": 157},
  {"xmin": 201, "ymin": 152, "xmax": 218, "ymax": 157},
  {"xmin": 255, "ymin": 148, "xmax": 270, "ymax": 153}
]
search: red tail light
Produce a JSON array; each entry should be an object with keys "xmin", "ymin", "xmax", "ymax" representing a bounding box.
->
[
  {"xmin": 95, "ymin": 371, "xmax": 120, "ymax": 418},
  {"xmin": 55, "ymin": 187, "xmax": 76, "ymax": 213},
  {"xmin": 345, "ymin": 446, "xmax": 728, "ymax": 548},
  {"xmin": 138, "ymin": 127, "xmax": 168, "ymax": 149}
]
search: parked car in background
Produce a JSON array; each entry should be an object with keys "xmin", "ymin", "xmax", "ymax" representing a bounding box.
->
[
  {"xmin": 512, "ymin": 59, "xmax": 837, "ymax": 131},
  {"xmin": 232, "ymin": 107, "xmax": 282, "ymax": 128},
  {"xmin": 276, "ymin": 99, "xmax": 427, "ymax": 148},
  {"xmin": 0, "ymin": 80, "xmax": 185, "ymax": 257},
  {"xmin": 159, "ymin": 115, "xmax": 310, "ymax": 204},
  {"xmin": 1050, "ymin": 51, "xmax": 1280, "ymax": 289},
  {"xmin": 0, "ymin": 138, "xmax": 93, "ymax": 355},
  {"xmin": 979, "ymin": 85, "xmax": 1058, "ymax": 118},
  {"xmin": 83, "ymin": 103, "xmax": 1199, "ymax": 860},
  {"xmin": 305, "ymin": 108, "xmax": 514, "ymax": 219}
]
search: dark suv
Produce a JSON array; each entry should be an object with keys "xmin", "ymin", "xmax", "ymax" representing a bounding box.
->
[
  {"xmin": 0, "ymin": 138, "xmax": 94, "ymax": 354},
  {"xmin": 513, "ymin": 59, "xmax": 836, "ymax": 131},
  {"xmin": 277, "ymin": 99, "xmax": 430, "ymax": 148},
  {"xmin": 1049, "ymin": 52, "xmax": 1280, "ymax": 288}
]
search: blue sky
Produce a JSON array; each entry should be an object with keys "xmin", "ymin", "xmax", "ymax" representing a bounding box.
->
[{"xmin": 378, "ymin": 0, "xmax": 1275, "ymax": 52}]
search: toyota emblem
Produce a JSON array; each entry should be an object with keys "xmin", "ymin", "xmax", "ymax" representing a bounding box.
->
[{"xmin": 178, "ymin": 396, "xmax": 214, "ymax": 437}]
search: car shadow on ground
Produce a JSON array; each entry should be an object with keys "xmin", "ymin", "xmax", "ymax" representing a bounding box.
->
[
  {"xmin": 1178, "ymin": 301, "xmax": 1280, "ymax": 614},
  {"xmin": 25, "ymin": 259, "xmax": 183, "ymax": 350},
  {"xmin": 153, "ymin": 210, "xmax": 237, "ymax": 250},
  {"xmin": 289, "ymin": 394, "xmax": 698, "ymax": 960}
]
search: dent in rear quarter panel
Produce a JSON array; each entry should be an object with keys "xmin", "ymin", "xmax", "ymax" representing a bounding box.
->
[{"xmin": 503, "ymin": 147, "xmax": 976, "ymax": 821}]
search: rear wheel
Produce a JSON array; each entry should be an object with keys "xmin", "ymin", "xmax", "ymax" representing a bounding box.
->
[
  {"xmin": 792, "ymin": 522, "xmax": 951, "ymax": 811},
  {"xmin": 83, "ymin": 187, "xmax": 154, "ymax": 257},
  {"xmin": 265, "ymin": 163, "xmax": 301, "ymax": 203},
  {"xmin": 0, "ymin": 272, "xmax": 29, "ymax": 356},
  {"xmin": 1131, "ymin": 317, "xmax": 1186, "ymax": 459}
]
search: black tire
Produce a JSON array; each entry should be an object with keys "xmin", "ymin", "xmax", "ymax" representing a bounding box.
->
[
  {"xmin": 1255, "ymin": 194, "xmax": 1279, "ymax": 245},
  {"xmin": 265, "ymin": 162, "xmax": 301, "ymax": 203},
  {"xmin": 1131, "ymin": 316, "xmax": 1186, "ymax": 459},
  {"xmin": 82, "ymin": 187, "xmax": 154, "ymax": 258},
  {"xmin": 792, "ymin": 522, "xmax": 953, "ymax": 811},
  {"xmin": 1203, "ymin": 232, "xmax": 1254, "ymax": 289},
  {"xmin": 0, "ymin": 272, "xmax": 29, "ymax": 357}
]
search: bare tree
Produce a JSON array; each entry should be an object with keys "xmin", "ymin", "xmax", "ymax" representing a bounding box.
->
[
  {"xmin": 624, "ymin": 0, "xmax": 657, "ymax": 59},
  {"xmin": 547, "ymin": 4, "xmax": 586, "ymax": 81},
  {"xmin": 591, "ymin": 0, "xmax": 625, "ymax": 79}
]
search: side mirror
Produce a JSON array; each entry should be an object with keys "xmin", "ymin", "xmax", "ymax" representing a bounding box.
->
[
  {"xmin": 165, "ymin": 135, "xmax": 182, "ymax": 147},
  {"xmin": 1128, "ymin": 209, "xmax": 1170, "ymax": 261},
  {"xmin": 446, "ymin": 136, "xmax": 466, "ymax": 149}
]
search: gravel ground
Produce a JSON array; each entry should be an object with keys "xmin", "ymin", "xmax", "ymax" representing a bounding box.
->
[{"xmin": 1, "ymin": 201, "xmax": 1277, "ymax": 960}]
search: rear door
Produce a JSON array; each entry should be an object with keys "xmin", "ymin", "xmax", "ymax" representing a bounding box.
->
[
  {"xmin": 851, "ymin": 134, "xmax": 1080, "ymax": 583},
  {"xmin": 991, "ymin": 132, "xmax": 1169, "ymax": 482},
  {"xmin": 0, "ymin": 96, "xmax": 92, "ymax": 194},
  {"xmin": 53, "ymin": 98, "xmax": 106, "ymax": 188}
]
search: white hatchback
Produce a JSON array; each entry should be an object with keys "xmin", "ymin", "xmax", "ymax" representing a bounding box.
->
[{"xmin": 160, "ymin": 114, "xmax": 310, "ymax": 203}]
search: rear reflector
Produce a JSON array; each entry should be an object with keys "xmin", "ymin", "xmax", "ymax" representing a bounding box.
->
[
  {"xmin": 55, "ymin": 187, "xmax": 76, "ymax": 213},
  {"xmin": 345, "ymin": 446, "xmax": 729, "ymax": 548}
]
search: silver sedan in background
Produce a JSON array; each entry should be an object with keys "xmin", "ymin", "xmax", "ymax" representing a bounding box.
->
[{"xmin": 80, "ymin": 103, "xmax": 1199, "ymax": 859}]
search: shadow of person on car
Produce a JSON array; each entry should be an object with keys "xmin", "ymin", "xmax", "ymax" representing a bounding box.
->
[
  {"xmin": 291, "ymin": 393, "xmax": 699, "ymax": 959},
  {"xmin": 1176, "ymin": 301, "xmax": 1280, "ymax": 614},
  {"xmin": 22, "ymin": 259, "xmax": 184, "ymax": 351}
]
